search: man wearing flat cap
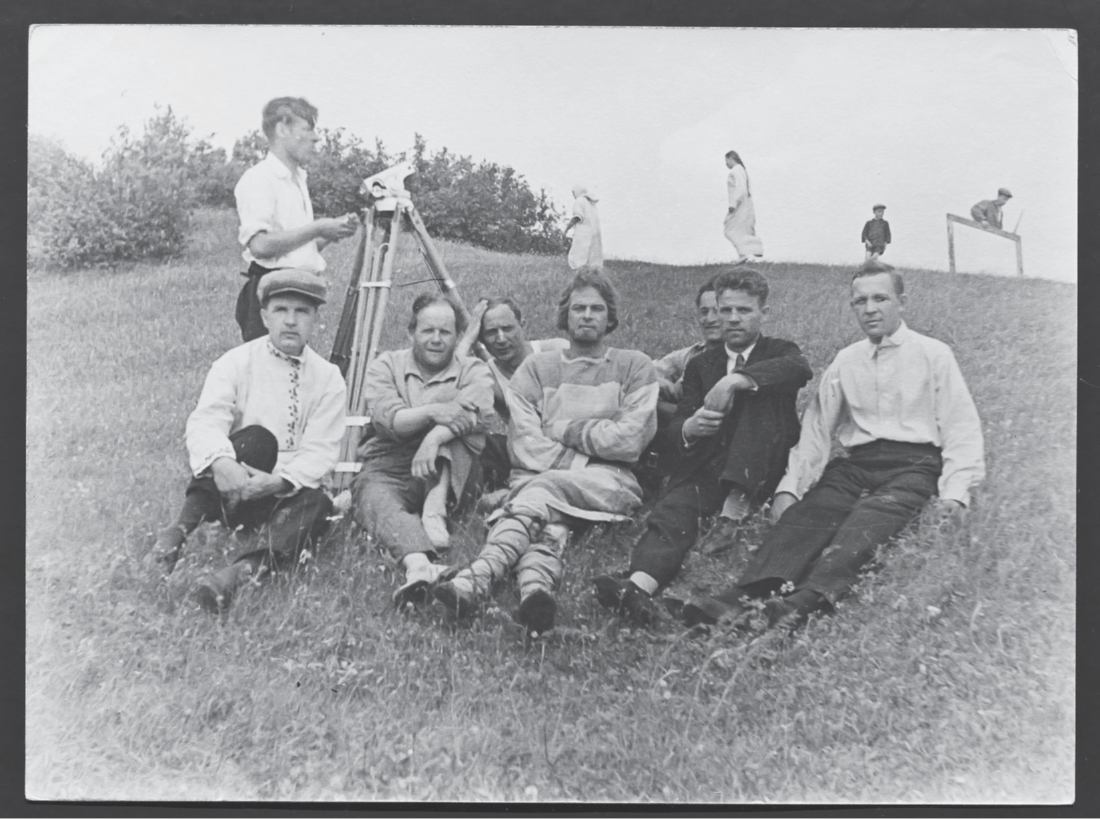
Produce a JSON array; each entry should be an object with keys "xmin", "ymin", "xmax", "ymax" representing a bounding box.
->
[
  {"xmin": 147, "ymin": 269, "xmax": 347, "ymax": 614},
  {"xmin": 970, "ymin": 188, "xmax": 1014, "ymax": 231}
]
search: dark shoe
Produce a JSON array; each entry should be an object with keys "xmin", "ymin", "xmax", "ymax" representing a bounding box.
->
[
  {"xmin": 194, "ymin": 561, "xmax": 255, "ymax": 614},
  {"xmin": 517, "ymin": 589, "xmax": 556, "ymax": 637},
  {"xmin": 593, "ymin": 574, "xmax": 659, "ymax": 627},
  {"xmin": 432, "ymin": 580, "xmax": 478, "ymax": 619},
  {"xmin": 681, "ymin": 590, "xmax": 746, "ymax": 628},
  {"xmin": 763, "ymin": 589, "xmax": 826, "ymax": 631},
  {"xmin": 698, "ymin": 517, "xmax": 744, "ymax": 557},
  {"xmin": 145, "ymin": 525, "xmax": 187, "ymax": 574}
]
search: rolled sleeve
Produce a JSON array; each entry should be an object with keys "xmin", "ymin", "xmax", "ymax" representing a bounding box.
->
[
  {"xmin": 364, "ymin": 354, "xmax": 410, "ymax": 441},
  {"xmin": 775, "ymin": 364, "xmax": 843, "ymax": 500},
  {"xmin": 235, "ymin": 171, "xmax": 277, "ymax": 248},
  {"xmin": 456, "ymin": 358, "xmax": 497, "ymax": 432},
  {"xmin": 185, "ymin": 356, "xmax": 241, "ymax": 477},
  {"xmin": 934, "ymin": 352, "xmax": 986, "ymax": 506}
]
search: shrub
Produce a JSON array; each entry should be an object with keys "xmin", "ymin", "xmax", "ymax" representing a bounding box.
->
[
  {"xmin": 28, "ymin": 107, "xmax": 210, "ymax": 269},
  {"xmin": 408, "ymin": 134, "xmax": 568, "ymax": 256},
  {"xmin": 227, "ymin": 130, "xmax": 569, "ymax": 255}
]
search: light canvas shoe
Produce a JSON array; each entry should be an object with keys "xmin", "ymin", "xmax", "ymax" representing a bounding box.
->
[{"xmin": 392, "ymin": 561, "xmax": 448, "ymax": 608}]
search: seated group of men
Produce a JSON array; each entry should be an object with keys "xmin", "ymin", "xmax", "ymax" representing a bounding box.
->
[{"xmin": 149, "ymin": 262, "xmax": 985, "ymax": 639}]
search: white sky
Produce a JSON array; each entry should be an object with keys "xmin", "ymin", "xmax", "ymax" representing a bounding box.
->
[{"xmin": 28, "ymin": 26, "xmax": 1078, "ymax": 281}]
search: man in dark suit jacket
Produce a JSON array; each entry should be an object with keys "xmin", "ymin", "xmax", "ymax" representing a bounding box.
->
[{"xmin": 593, "ymin": 269, "xmax": 812, "ymax": 626}]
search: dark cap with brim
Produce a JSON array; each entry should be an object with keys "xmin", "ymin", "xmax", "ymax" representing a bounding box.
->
[
  {"xmin": 258, "ymin": 269, "xmax": 327, "ymax": 305},
  {"xmin": 872, "ymin": 204, "xmax": 886, "ymax": 211},
  {"xmin": 997, "ymin": 188, "xmax": 1013, "ymax": 198}
]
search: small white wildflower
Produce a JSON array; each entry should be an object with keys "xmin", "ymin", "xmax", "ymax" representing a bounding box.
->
[{"xmin": 298, "ymin": 549, "xmax": 313, "ymax": 565}]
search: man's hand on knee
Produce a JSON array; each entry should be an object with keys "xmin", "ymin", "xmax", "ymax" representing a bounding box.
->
[
  {"xmin": 926, "ymin": 498, "xmax": 966, "ymax": 528},
  {"xmin": 769, "ymin": 492, "xmax": 798, "ymax": 523},
  {"xmin": 239, "ymin": 464, "xmax": 291, "ymax": 502},
  {"xmin": 212, "ymin": 457, "xmax": 250, "ymax": 508}
]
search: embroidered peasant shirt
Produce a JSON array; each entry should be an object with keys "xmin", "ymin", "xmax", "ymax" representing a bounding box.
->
[{"xmin": 186, "ymin": 338, "xmax": 346, "ymax": 490}]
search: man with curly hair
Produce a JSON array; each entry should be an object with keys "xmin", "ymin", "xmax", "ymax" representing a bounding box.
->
[{"xmin": 433, "ymin": 268, "xmax": 659, "ymax": 636}]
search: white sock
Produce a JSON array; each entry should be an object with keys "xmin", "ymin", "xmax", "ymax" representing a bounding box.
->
[
  {"xmin": 403, "ymin": 552, "xmax": 431, "ymax": 574},
  {"xmin": 720, "ymin": 488, "xmax": 751, "ymax": 523},
  {"xmin": 629, "ymin": 571, "xmax": 659, "ymax": 596}
]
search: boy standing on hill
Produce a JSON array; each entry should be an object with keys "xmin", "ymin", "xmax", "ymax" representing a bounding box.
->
[
  {"xmin": 147, "ymin": 270, "xmax": 347, "ymax": 613},
  {"xmin": 233, "ymin": 97, "xmax": 359, "ymax": 341},
  {"xmin": 681, "ymin": 269, "xmax": 985, "ymax": 631},
  {"xmin": 861, "ymin": 204, "xmax": 891, "ymax": 264}
]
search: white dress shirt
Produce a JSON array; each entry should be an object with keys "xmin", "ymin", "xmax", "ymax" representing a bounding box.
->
[
  {"xmin": 725, "ymin": 339, "xmax": 757, "ymax": 374},
  {"xmin": 234, "ymin": 153, "xmax": 326, "ymax": 273},
  {"xmin": 776, "ymin": 322, "xmax": 985, "ymax": 506},
  {"xmin": 186, "ymin": 338, "xmax": 346, "ymax": 491}
]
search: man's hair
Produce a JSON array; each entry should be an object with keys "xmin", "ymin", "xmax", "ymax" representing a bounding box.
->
[
  {"xmin": 261, "ymin": 97, "xmax": 319, "ymax": 140},
  {"xmin": 851, "ymin": 268, "xmax": 906, "ymax": 297},
  {"xmin": 407, "ymin": 293, "xmax": 468, "ymax": 336},
  {"xmin": 481, "ymin": 297, "xmax": 524, "ymax": 328},
  {"xmin": 695, "ymin": 275, "xmax": 719, "ymax": 307},
  {"xmin": 556, "ymin": 267, "xmax": 619, "ymax": 333},
  {"xmin": 712, "ymin": 268, "xmax": 769, "ymax": 307},
  {"xmin": 725, "ymin": 150, "xmax": 745, "ymax": 168}
]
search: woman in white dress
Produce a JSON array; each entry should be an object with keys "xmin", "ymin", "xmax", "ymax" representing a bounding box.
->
[
  {"xmin": 566, "ymin": 184, "xmax": 603, "ymax": 269},
  {"xmin": 723, "ymin": 150, "xmax": 763, "ymax": 264}
]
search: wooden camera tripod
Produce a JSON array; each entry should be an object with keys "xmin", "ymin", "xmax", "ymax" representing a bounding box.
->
[{"xmin": 329, "ymin": 200, "xmax": 471, "ymax": 490}]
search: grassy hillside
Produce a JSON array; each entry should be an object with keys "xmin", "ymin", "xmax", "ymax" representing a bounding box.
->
[{"xmin": 26, "ymin": 208, "xmax": 1075, "ymax": 802}]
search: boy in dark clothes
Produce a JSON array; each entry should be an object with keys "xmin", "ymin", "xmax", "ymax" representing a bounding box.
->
[{"xmin": 861, "ymin": 205, "xmax": 891, "ymax": 264}]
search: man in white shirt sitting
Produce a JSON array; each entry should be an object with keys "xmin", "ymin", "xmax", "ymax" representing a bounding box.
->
[
  {"xmin": 233, "ymin": 97, "xmax": 359, "ymax": 341},
  {"xmin": 147, "ymin": 270, "xmax": 346, "ymax": 614},
  {"xmin": 682, "ymin": 269, "xmax": 986, "ymax": 631}
]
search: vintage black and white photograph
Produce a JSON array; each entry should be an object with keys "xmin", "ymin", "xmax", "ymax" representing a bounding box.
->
[{"xmin": 26, "ymin": 24, "xmax": 1077, "ymax": 803}]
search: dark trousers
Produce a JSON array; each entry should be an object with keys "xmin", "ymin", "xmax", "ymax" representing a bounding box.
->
[
  {"xmin": 482, "ymin": 433, "xmax": 512, "ymax": 492},
  {"xmin": 178, "ymin": 425, "xmax": 332, "ymax": 570},
  {"xmin": 735, "ymin": 440, "xmax": 942, "ymax": 606},
  {"xmin": 630, "ymin": 470, "xmax": 736, "ymax": 588},
  {"xmin": 235, "ymin": 262, "xmax": 277, "ymax": 342}
]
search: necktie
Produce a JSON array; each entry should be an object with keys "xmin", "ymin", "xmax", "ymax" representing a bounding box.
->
[{"xmin": 735, "ymin": 353, "xmax": 745, "ymax": 371}]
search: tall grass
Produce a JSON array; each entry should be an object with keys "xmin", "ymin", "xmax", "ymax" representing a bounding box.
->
[{"xmin": 26, "ymin": 209, "xmax": 1075, "ymax": 802}]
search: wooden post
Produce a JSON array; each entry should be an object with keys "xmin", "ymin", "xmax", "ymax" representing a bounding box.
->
[
  {"xmin": 947, "ymin": 215, "xmax": 956, "ymax": 274},
  {"xmin": 945, "ymin": 213, "xmax": 1023, "ymax": 277}
]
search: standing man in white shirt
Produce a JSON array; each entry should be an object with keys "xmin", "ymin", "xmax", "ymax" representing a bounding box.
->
[
  {"xmin": 233, "ymin": 97, "xmax": 359, "ymax": 341},
  {"xmin": 147, "ymin": 270, "xmax": 347, "ymax": 614},
  {"xmin": 682, "ymin": 269, "xmax": 985, "ymax": 631}
]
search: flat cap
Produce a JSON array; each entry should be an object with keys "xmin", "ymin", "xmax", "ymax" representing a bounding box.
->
[
  {"xmin": 997, "ymin": 187, "xmax": 1013, "ymax": 198},
  {"xmin": 872, "ymin": 203, "xmax": 886, "ymax": 211},
  {"xmin": 258, "ymin": 268, "xmax": 327, "ymax": 305}
]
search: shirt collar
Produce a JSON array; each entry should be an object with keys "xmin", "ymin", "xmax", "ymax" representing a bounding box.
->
[
  {"xmin": 266, "ymin": 338, "xmax": 304, "ymax": 364},
  {"xmin": 865, "ymin": 321, "xmax": 910, "ymax": 356},
  {"xmin": 726, "ymin": 338, "xmax": 758, "ymax": 365},
  {"xmin": 263, "ymin": 151, "xmax": 307, "ymax": 182},
  {"xmin": 402, "ymin": 348, "xmax": 462, "ymax": 384}
]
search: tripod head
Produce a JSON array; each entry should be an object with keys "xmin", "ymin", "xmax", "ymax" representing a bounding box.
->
[{"xmin": 360, "ymin": 161, "xmax": 415, "ymax": 212}]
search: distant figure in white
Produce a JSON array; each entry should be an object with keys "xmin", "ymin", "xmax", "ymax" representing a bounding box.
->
[
  {"xmin": 723, "ymin": 150, "xmax": 764, "ymax": 265},
  {"xmin": 566, "ymin": 184, "xmax": 603, "ymax": 270}
]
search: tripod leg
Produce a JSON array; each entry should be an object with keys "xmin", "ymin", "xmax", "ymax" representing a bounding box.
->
[
  {"xmin": 406, "ymin": 205, "xmax": 471, "ymax": 325},
  {"xmin": 330, "ymin": 213, "xmax": 371, "ymax": 375}
]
